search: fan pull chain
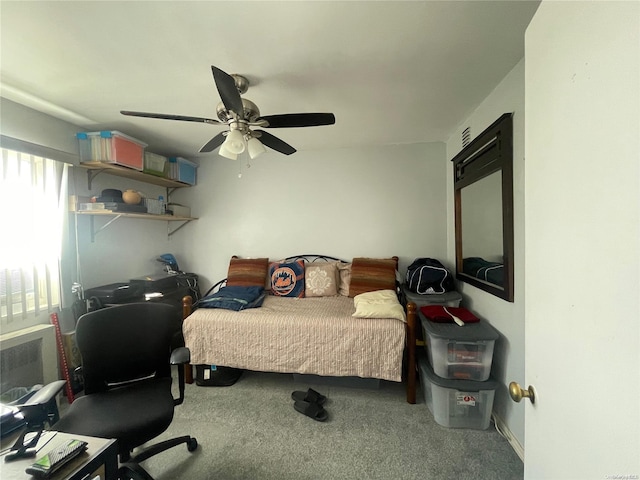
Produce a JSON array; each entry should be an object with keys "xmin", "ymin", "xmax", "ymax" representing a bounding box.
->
[{"xmin": 237, "ymin": 152, "xmax": 251, "ymax": 178}]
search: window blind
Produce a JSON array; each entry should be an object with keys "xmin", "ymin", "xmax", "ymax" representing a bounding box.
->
[{"xmin": 0, "ymin": 148, "xmax": 68, "ymax": 332}]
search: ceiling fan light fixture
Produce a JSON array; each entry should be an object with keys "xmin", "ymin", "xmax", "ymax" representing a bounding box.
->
[
  {"xmin": 224, "ymin": 129, "xmax": 246, "ymax": 154},
  {"xmin": 247, "ymin": 136, "xmax": 266, "ymax": 159},
  {"xmin": 218, "ymin": 142, "xmax": 238, "ymax": 160},
  {"xmin": 120, "ymin": 66, "xmax": 335, "ymax": 158}
]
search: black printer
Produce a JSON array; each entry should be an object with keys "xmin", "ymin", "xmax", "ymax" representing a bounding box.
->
[
  {"xmin": 84, "ymin": 283, "xmax": 144, "ymax": 308},
  {"xmin": 85, "ymin": 273, "xmax": 199, "ymax": 312}
]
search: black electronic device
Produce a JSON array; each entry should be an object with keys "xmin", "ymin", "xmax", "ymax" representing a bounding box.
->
[
  {"xmin": 111, "ymin": 203, "xmax": 147, "ymax": 213},
  {"xmin": 129, "ymin": 273, "xmax": 178, "ymax": 293},
  {"xmin": 84, "ymin": 283, "xmax": 144, "ymax": 308}
]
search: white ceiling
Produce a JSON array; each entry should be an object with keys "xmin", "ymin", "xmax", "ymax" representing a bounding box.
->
[{"xmin": 0, "ymin": 1, "xmax": 539, "ymax": 159}]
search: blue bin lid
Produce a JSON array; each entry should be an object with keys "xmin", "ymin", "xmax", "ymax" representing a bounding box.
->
[{"xmin": 76, "ymin": 131, "xmax": 113, "ymax": 139}]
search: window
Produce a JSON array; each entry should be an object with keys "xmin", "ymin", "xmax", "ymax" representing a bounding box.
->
[{"xmin": 0, "ymin": 148, "xmax": 68, "ymax": 333}]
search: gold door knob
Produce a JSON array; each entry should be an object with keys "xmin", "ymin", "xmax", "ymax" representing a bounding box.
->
[{"xmin": 509, "ymin": 381, "xmax": 536, "ymax": 404}]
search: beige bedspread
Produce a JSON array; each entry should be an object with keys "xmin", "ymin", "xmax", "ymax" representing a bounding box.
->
[{"xmin": 183, "ymin": 295, "xmax": 406, "ymax": 382}]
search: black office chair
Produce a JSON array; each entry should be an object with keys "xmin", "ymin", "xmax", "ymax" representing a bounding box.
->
[{"xmin": 53, "ymin": 302, "xmax": 197, "ymax": 480}]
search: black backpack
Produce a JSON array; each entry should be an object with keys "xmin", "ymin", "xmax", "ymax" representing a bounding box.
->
[{"xmin": 405, "ymin": 258, "xmax": 455, "ymax": 294}]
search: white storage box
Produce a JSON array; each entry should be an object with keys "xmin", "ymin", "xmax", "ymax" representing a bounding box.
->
[
  {"xmin": 420, "ymin": 311, "xmax": 499, "ymax": 381},
  {"xmin": 144, "ymin": 152, "xmax": 168, "ymax": 177},
  {"xmin": 401, "ymin": 284, "xmax": 462, "ymax": 307},
  {"xmin": 77, "ymin": 131, "xmax": 146, "ymax": 170},
  {"xmin": 419, "ymin": 355, "xmax": 498, "ymax": 430},
  {"xmin": 167, "ymin": 204, "xmax": 190, "ymax": 218}
]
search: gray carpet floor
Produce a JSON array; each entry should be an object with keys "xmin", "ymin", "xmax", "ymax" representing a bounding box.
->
[{"xmin": 136, "ymin": 371, "xmax": 523, "ymax": 480}]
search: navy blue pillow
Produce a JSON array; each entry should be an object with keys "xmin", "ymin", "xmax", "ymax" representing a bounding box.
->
[
  {"xmin": 269, "ymin": 260, "xmax": 305, "ymax": 298},
  {"xmin": 197, "ymin": 286, "xmax": 265, "ymax": 311}
]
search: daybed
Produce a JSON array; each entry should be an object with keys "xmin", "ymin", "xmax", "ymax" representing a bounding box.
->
[{"xmin": 181, "ymin": 255, "xmax": 418, "ymax": 404}]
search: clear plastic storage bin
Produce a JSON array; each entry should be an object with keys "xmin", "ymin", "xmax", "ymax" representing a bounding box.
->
[
  {"xmin": 168, "ymin": 157, "xmax": 198, "ymax": 185},
  {"xmin": 419, "ymin": 355, "xmax": 498, "ymax": 430},
  {"xmin": 144, "ymin": 152, "xmax": 168, "ymax": 177},
  {"xmin": 77, "ymin": 131, "xmax": 146, "ymax": 170},
  {"xmin": 420, "ymin": 310, "xmax": 499, "ymax": 381}
]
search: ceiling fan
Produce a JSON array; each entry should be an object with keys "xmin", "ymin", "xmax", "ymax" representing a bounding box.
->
[{"xmin": 121, "ymin": 66, "xmax": 336, "ymax": 160}]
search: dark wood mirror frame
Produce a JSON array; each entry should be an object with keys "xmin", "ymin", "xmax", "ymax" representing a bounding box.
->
[{"xmin": 452, "ymin": 113, "xmax": 514, "ymax": 302}]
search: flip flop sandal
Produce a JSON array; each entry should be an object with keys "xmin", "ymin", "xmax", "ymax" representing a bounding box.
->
[
  {"xmin": 291, "ymin": 388, "xmax": 327, "ymax": 405},
  {"xmin": 293, "ymin": 400, "xmax": 328, "ymax": 422}
]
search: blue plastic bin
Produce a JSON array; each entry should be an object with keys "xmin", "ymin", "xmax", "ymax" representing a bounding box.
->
[{"xmin": 168, "ymin": 157, "xmax": 197, "ymax": 185}]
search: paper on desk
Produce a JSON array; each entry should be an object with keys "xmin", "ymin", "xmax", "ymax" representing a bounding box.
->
[
  {"xmin": 25, "ymin": 430, "xmax": 58, "ymax": 452},
  {"xmin": 0, "ymin": 430, "xmax": 57, "ymax": 457}
]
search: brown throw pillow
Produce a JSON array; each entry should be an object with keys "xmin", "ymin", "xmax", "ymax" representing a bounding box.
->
[
  {"xmin": 226, "ymin": 257, "xmax": 269, "ymax": 287},
  {"xmin": 348, "ymin": 257, "xmax": 397, "ymax": 297}
]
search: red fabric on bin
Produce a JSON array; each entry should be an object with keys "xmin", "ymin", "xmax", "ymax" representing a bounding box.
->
[{"xmin": 420, "ymin": 305, "xmax": 480, "ymax": 324}]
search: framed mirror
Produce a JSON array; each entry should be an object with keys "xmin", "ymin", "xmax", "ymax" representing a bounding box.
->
[{"xmin": 452, "ymin": 113, "xmax": 514, "ymax": 301}]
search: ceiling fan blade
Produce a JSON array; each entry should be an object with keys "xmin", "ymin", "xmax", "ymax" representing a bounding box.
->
[
  {"xmin": 199, "ymin": 132, "xmax": 227, "ymax": 153},
  {"xmin": 254, "ymin": 130, "xmax": 296, "ymax": 155},
  {"xmin": 121, "ymin": 110, "xmax": 221, "ymax": 125},
  {"xmin": 211, "ymin": 66, "xmax": 244, "ymax": 118},
  {"xmin": 258, "ymin": 113, "xmax": 336, "ymax": 128}
]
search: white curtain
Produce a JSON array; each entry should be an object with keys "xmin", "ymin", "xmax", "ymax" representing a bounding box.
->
[{"xmin": 0, "ymin": 148, "xmax": 68, "ymax": 333}]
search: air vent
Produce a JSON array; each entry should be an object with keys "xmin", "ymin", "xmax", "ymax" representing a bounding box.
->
[
  {"xmin": 0, "ymin": 339, "xmax": 43, "ymax": 393},
  {"xmin": 462, "ymin": 127, "xmax": 471, "ymax": 148}
]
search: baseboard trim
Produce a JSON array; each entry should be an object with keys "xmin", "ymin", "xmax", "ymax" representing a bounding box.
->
[{"xmin": 492, "ymin": 412, "xmax": 524, "ymax": 462}]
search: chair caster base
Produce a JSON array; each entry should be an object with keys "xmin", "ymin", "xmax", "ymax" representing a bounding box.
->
[
  {"xmin": 119, "ymin": 462, "xmax": 155, "ymax": 480},
  {"xmin": 187, "ymin": 437, "xmax": 198, "ymax": 452}
]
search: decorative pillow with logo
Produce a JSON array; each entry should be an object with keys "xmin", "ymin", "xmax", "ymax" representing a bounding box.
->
[{"xmin": 269, "ymin": 260, "xmax": 305, "ymax": 298}]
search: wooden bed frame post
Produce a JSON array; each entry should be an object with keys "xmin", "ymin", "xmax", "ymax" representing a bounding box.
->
[
  {"xmin": 406, "ymin": 302, "xmax": 417, "ymax": 404},
  {"xmin": 182, "ymin": 295, "xmax": 194, "ymax": 384}
]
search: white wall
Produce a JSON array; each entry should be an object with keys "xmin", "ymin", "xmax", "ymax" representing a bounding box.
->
[
  {"xmin": 524, "ymin": 2, "xmax": 639, "ymax": 477},
  {"xmin": 174, "ymin": 142, "xmax": 447, "ymax": 292},
  {"xmin": 0, "ymin": 98, "xmax": 79, "ymax": 159},
  {"xmin": 445, "ymin": 59, "xmax": 526, "ymax": 450},
  {"xmin": 2, "ymin": 99, "xmax": 449, "ymax": 310}
]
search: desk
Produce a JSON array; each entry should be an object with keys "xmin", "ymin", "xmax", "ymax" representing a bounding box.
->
[{"xmin": 0, "ymin": 431, "xmax": 118, "ymax": 480}]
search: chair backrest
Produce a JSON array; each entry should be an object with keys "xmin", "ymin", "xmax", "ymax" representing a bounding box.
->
[{"xmin": 75, "ymin": 303, "xmax": 181, "ymax": 394}]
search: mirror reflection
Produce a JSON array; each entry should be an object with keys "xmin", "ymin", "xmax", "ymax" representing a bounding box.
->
[{"xmin": 461, "ymin": 171, "xmax": 505, "ymax": 288}]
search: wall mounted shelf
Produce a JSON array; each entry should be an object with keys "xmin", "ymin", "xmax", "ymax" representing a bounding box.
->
[
  {"xmin": 75, "ymin": 211, "xmax": 197, "ymax": 242},
  {"xmin": 79, "ymin": 161, "xmax": 192, "ymax": 189},
  {"xmin": 75, "ymin": 161, "xmax": 197, "ymax": 241}
]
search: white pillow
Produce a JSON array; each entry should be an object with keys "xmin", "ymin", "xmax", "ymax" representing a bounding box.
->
[{"xmin": 352, "ymin": 289, "xmax": 406, "ymax": 323}]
